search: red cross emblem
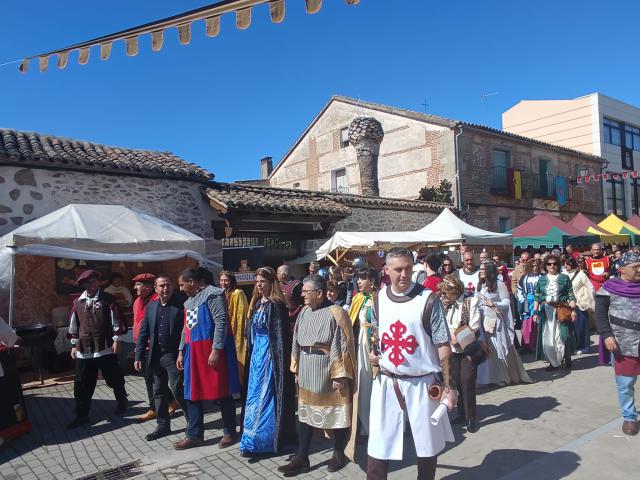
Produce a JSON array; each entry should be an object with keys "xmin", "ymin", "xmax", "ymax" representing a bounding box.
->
[{"xmin": 382, "ymin": 320, "xmax": 419, "ymax": 367}]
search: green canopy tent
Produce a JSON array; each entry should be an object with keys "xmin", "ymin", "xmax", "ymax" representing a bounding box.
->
[{"xmin": 511, "ymin": 214, "xmax": 600, "ymax": 250}]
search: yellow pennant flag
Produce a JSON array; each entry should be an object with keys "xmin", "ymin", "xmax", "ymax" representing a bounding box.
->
[{"xmin": 513, "ymin": 170, "xmax": 522, "ymax": 200}]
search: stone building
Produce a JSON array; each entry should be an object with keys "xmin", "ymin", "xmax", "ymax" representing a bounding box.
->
[
  {"xmin": 267, "ymin": 96, "xmax": 605, "ymax": 232},
  {"xmin": 0, "ymin": 128, "xmax": 221, "ymax": 262}
]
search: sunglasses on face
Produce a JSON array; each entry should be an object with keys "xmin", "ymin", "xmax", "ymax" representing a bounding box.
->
[{"xmin": 547, "ymin": 262, "xmax": 559, "ymax": 267}]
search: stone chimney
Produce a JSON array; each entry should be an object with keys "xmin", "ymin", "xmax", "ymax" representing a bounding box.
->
[
  {"xmin": 260, "ymin": 156, "xmax": 273, "ymax": 179},
  {"xmin": 348, "ymin": 117, "xmax": 384, "ymax": 197}
]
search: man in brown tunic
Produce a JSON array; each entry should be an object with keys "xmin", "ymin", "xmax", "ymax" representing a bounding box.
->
[{"xmin": 67, "ymin": 270, "xmax": 128, "ymax": 429}]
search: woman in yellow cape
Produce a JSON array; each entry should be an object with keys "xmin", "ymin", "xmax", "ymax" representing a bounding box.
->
[{"xmin": 219, "ymin": 271, "xmax": 249, "ymax": 385}]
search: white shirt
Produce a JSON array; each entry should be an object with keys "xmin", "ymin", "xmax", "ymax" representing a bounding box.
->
[{"xmin": 0, "ymin": 316, "xmax": 18, "ymax": 377}]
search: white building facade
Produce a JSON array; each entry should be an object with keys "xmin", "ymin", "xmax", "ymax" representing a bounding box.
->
[{"xmin": 503, "ymin": 93, "xmax": 640, "ymax": 218}]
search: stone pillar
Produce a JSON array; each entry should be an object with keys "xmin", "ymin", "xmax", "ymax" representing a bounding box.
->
[{"xmin": 348, "ymin": 117, "xmax": 384, "ymax": 197}]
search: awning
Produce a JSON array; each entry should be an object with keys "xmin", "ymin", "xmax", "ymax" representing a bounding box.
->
[
  {"xmin": 568, "ymin": 212, "xmax": 631, "ymax": 246},
  {"xmin": 18, "ymin": 0, "xmax": 360, "ymax": 73}
]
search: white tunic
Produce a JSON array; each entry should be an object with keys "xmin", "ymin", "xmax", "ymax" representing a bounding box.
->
[{"xmin": 368, "ymin": 284, "xmax": 454, "ymax": 460}]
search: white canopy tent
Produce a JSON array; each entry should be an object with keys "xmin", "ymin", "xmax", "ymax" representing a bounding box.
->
[
  {"xmin": 415, "ymin": 209, "xmax": 512, "ymax": 246},
  {"xmin": 0, "ymin": 204, "xmax": 218, "ymax": 325},
  {"xmin": 315, "ymin": 209, "xmax": 511, "ymax": 264}
]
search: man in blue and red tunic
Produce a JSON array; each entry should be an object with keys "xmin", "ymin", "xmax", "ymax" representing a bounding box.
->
[{"xmin": 175, "ymin": 268, "xmax": 241, "ymax": 450}]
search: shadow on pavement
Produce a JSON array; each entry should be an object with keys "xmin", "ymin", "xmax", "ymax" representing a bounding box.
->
[
  {"xmin": 439, "ymin": 449, "xmax": 580, "ymax": 479},
  {"xmin": 478, "ymin": 395, "xmax": 560, "ymax": 428},
  {"xmin": 0, "ymin": 394, "xmax": 142, "ymax": 464}
]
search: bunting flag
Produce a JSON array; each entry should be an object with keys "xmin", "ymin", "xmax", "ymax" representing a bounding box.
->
[
  {"xmin": 574, "ymin": 169, "xmax": 640, "ymax": 185},
  {"xmin": 507, "ymin": 168, "xmax": 522, "ymax": 200},
  {"xmin": 556, "ymin": 175, "xmax": 567, "ymax": 206},
  {"xmin": 17, "ymin": 0, "xmax": 361, "ymax": 74}
]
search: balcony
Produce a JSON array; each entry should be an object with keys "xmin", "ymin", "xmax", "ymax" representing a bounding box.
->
[
  {"xmin": 489, "ymin": 166, "xmax": 510, "ymax": 195},
  {"xmin": 533, "ymin": 173, "xmax": 556, "ymax": 199}
]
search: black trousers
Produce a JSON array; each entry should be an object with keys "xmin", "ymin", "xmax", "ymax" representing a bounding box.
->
[
  {"xmin": 74, "ymin": 353, "xmax": 126, "ymax": 418},
  {"xmin": 142, "ymin": 359, "xmax": 175, "ymax": 411},
  {"xmin": 296, "ymin": 420, "xmax": 348, "ymax": 459},
  {"xmin": 450, "ymin": 352, "xmax": 477, "ymax": 421},
  {"xmin": 367, "ymin": 455, "xmax": 437, "ymax": 480},
  {"xmin": 148, "ymin": 352, "xmax": 186, "ymax": 429}
]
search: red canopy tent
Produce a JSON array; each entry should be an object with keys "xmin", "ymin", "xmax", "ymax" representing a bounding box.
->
[
  {"xmin": 568, "ymin": 213, "xmax": 631, "ymax": 246},
  {"xmin": 627, "ymin": 214, "xmax": 640, "ymax": 230},
  {"xmin": 511, "ymin": 213, "xmax": 599, "ymax": 249}
]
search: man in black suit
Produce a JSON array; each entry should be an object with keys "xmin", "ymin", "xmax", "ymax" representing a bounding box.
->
[{"xmin": 135, "ymin": 274, "xmax": 186, "ymax": 441}]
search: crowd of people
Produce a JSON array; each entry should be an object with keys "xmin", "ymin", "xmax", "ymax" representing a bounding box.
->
[{"xmin": 60, "ymin": 240, "xmax": 640, "ymax": 480}]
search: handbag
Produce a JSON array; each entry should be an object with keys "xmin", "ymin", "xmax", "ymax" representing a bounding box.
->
[
  {"xmin": 555, "ymin": 302, "xmax": 573, "ymax": 323},
  {"xmin": 458, "ymin": 298, "xmax": 488, "ymax": 366}
]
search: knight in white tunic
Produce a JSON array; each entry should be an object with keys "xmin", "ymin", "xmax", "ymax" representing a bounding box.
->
[{"xmin": 367, "ymin": 248, "xmax": 456, "ymax": 480}]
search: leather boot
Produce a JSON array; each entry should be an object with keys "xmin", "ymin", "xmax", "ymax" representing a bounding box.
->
[
  {"xmin": 168, "ymin": 400, "xmax": 179, "ymax": 417},
  {"xmin": 137, "ymin": 409, "xmax": 157, "ymax": 422},
  {"xmin": 366, "ymin": 456, "xmax": 389, "ymax": 480},
  {"xmin": 417, "ymin": 456, "xmax": 437, "ymax": 480}
]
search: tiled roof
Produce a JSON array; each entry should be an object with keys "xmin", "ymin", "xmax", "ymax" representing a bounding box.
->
[
  {"xmin": 205, "ymin": 183, "xmax": 352, "ymax": 216},
  {"xmin": 0, "ymin": 128, "xmax": 213, "ymax": 181},
  {"xmin": 326, "ymin": 192, "xmax": 446, "ymax": 213},
  {"xmin": 205, "ymin": 183, "xmax": 448, "ymax": 216}
]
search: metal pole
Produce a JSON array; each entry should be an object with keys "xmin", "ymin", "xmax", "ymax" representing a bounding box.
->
[{"xmin": 8, "ymin": 251, "xmax": 15, "ymax": 327}]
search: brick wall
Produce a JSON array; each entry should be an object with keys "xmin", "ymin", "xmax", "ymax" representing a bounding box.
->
[{"xmin": 458, "ymin": 129, "xmax": 604, "ymax": 232}]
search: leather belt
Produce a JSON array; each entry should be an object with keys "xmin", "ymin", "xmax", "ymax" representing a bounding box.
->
[
  {"xmin": 610, "ymin": 315, "xmax": 640, "ymax": 332},
  {"xmin": 301, "ymin": 346, "xmax": 327, "ymax": 355},
  {"xmin": 380, "ymin": 368, "xmax": 431, "ymax": 412}
]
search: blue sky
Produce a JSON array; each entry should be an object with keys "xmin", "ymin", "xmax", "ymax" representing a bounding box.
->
[{"xmin": 0, "ymin": 0, "xmax": 635, "ymax": 182}]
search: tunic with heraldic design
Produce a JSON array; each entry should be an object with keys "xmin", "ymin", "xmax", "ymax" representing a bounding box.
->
[
  {"xmin": 182, "ymin": 286, "xmax": 241, "ymax": 401},
  {"xmin": 369, "ymin": 283, "xmax": 454, "ymax": 461}
]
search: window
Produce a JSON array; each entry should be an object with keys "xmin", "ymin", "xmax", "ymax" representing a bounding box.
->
[
  {"xmin": 498, "ymin": 217, "xmax": 510, "ymax": 233},
  {"xmin": 331, "ymin": 168, "xmax": 348, "ymax": 193},
  {"xmin": 340, "ymin": 127, "xmax": 350, "ymax": 148},
  {"xmin": 292, "ymin": 182, "xmax": 300, "ymax": 189},
  {"xmin": 603, "ymin": 117, "xmax": 622, "ymax": 146},
  {"xmin": 632, "ymin": 178, "xmax": 640, "ymax": 215},
  {"xmin": 625, "ymin": 125, "xmax": 640, "ymax": 151},
  {"xmin": 606, "ymin": 175, "xmax": 626, "ymax": 217},
  {"xmin": 490, "ymin": 149, "xmax": 510, "ymax": 193}
]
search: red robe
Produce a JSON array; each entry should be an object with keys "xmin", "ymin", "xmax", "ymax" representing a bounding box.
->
[{"xmin": 585, "ymin": 256, "xmax": 610, "ymax": 292}]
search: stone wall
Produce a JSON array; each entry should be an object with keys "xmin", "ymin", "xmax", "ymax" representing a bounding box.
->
[{"xmin": 0, "ymin": 166, "xmax": 221, "ymax": 263}]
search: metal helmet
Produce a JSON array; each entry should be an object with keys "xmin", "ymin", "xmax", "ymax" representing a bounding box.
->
[{"xmin": 352, "ymin": 256, "xmax": 366, "ymax": 270}]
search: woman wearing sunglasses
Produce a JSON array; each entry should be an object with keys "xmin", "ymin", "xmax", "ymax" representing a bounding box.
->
[{"xmin": 532, "ymin": 254, "xmax": 578, "ymax": 371}]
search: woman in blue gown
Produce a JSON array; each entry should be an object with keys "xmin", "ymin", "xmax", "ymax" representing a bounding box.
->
[{"xmin": 240, "ymin": 267, "xmax": 297, "ymax": 456}]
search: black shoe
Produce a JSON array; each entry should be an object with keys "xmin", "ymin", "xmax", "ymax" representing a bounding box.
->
[
  {"xmin": 327, "ymin": 451, "xmax": 348, "ymax": 472},
  {"xmin": 146, "ymin": 427, "xmax": 171, "ymax": 441},
  {"xmin": 565, "ymin": 358, "xmax": 573, "ymax": 369},
  {"xmin": 66, "ymin": 417, "xmax": 90, "ymax": 429},
  {"xmin": 277, "ymin": 457, "xmax": 311, "ymax": 476},
  {"xmin": 545, "ymin": 364, "xmax": 559, "ymax": 372},
  {"xmin": 466, "ymin": 419, "xmax": 479, "ymax": 433},
  {"xmin": 115, "ymin": 398, "xmax": 128, "ymax": 415}
]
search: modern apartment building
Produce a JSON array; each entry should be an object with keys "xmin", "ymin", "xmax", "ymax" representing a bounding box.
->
[{"xmin": 503, "ymin": 93, "xmax": 640, "ymax": 218}]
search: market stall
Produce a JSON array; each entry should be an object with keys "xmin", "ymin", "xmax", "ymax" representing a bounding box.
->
[
  {"xmin": 511, "ymin": 213, "xmax": 599, "ymax": 250},
  {"xmin": 0, "ymin": 204, "xmax": 218, "ymax": 329},
  {"xmin": 598, "ymin": 213, "xmax": 640, "ymax": 245},
  {"xmin": 568, "ymin": 212, "xmax": 631, "ymax": 247},
  {"xmin": 627, "ymin": 214, "xmax": 640, "ymax": 230}
]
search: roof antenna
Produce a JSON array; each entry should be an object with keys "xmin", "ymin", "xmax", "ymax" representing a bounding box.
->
[
  {"xmin": 421, "ymin": 99, "xmax": 430, "ymax": 113},
  {"xmin": 480, "ymin": 91, "xmax": 499, "ymax": 116}
]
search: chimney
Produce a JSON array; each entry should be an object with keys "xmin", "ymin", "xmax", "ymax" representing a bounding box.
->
[
  {"xmin": 260, "ymin": 156, "xmax": 273, "ymax": 179},
  {"xmin": 348, "ymin": 117, "xmax": 384, "ymax": 196}
]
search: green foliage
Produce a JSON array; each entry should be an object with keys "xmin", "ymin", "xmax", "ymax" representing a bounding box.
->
[{"xmin": 418, "ymin": 179, "xmax": 453, "ymax": 204}]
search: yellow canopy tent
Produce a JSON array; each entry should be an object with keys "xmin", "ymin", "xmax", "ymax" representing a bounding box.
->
[{"xmin": 598, "ymin": 214, "xmax": 640, "ymax": 244}]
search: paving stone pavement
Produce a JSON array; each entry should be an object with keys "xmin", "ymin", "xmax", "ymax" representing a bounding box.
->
[{"xmin": 0, "ymin": 339, "xmax": 637, "ymax": 480}]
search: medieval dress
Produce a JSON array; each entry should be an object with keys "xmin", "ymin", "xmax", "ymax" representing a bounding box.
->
[
  {"xmin": 291, "ymin": 301, "xmax": 356, "ymax": 438},
  {"xmin": 476, "ymin": 280, "xmax": 531, "ymax": 386},
  {"xmin": 240, "ymin": 300, "xmax": 297, "ymax": 454},
  {"xmin": 225, "ymin": 288, "xmax": 249, "ymax": 384},
  {"xmin": 517, "ymin": 273, "xmax": 541, "ymax": 352},
  {"xmin": 534, "ymin": 273, "xmax": 577, "ymax": 367},
  {"xmin": 368, "ymin": 283, "xmax": 454, "ymax": 461},
  {"xmin": 349, "ymin": 292, "xmax": 375, "ymax": 436}
]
